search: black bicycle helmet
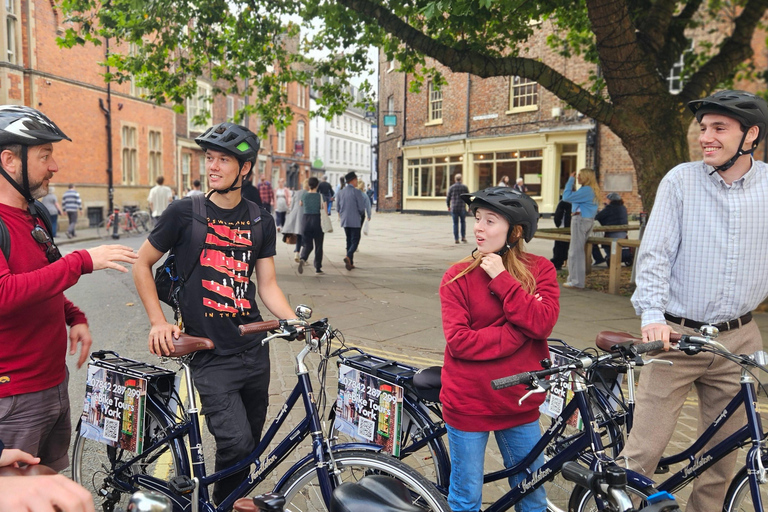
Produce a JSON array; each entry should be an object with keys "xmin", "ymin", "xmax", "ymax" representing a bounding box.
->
[
  {"xmin": 462, "ymin": 186, "xmax": 539, "ymax": 243},
  {"xmin": 195, "ymin": 122, "xmax": 260, "ymax": 193},
  {"xmin": 688, "ymin": 90, "xmax": 768, "ymax": 173},
  {"xmin": 0, "ymin": 105, "xmax": 71, "ymax": 205}
]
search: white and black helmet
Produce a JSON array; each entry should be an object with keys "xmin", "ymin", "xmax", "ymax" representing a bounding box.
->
[
  {"xmin": 0, "ymin": 105, "xmax": 71, "ymax": 146},
  {"xmin": 0, "ymin": 105, "xmax": 70, "ymax": 205}
]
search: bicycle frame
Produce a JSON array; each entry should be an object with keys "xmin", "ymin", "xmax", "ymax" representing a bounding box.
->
[
  {"xmin": 624, "ymin": 366, "xmax": 766, "ymax": 509},
  {"xmin": 103, "ymin": 344, "xmax": 380, "ymax": 512}
]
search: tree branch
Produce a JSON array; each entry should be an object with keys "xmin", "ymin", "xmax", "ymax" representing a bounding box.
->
[
  {"xmin": 679, "ymin": 0, "xmax": 768, "ymax": 106},
  {"xmin": 335, "ymin": 0, "xmax": 614, "ymax": 123},
  {"xmin": 636, "ymin": 0, "xmax": 677, "ymax": 53}
]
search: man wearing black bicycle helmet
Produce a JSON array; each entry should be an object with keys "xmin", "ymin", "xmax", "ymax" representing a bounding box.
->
[
  {"xmin": 0, "ymin": 105, "xmax": 137, "ymax": 473},
  {"xmin": 628, "ymin": 90, "xmax": 768, "ymax": 511},
  {"xmin": 134, "ymin": 121, "xmax": 295, "ymax": 504}
]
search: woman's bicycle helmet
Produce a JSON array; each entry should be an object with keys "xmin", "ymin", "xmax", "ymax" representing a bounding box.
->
[
  {"xmin": 462, "ymin": 186, "xmax": 539, "ymax": 243},
  {"xmin": 0, "ymin": 105, "xmax": 71, "ymax": 204},
  {"xmin": 688, "ymin": 90, "xmax": 768, "ymax": 173},
  {"xmin": 195, "ymin": 122, "xmax": 260, "ymax": 193}
]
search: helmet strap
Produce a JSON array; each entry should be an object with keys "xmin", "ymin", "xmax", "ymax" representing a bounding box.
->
[
  {"xmin": 710, "ymin": 130, "xmax": 753, "ymax": 175},
  {"xmin": 0, "ymin": 145, "xmax": 34, "ymax": 203},
  {"xmin": 213, "ymin": 160, "xmax": 247, "ymax": 195}
]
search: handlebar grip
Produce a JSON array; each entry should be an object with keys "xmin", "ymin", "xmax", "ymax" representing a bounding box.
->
[
  {"xmin": 491, "ymin": 372, "xmax": 532, "ymax": 390},
  {"xmin": 239, "ymin": 320, "xmax": 281, "ymax": 336},
  {"xmin": 635, "ymin": 340, "xmax": 665, "ymax": 354},
  {"xmin": 561, "ymin": 461, "xmax": 594, "ymax": 489},
  {"xmin": 669, "ymin": 332, "xmax": 683, "ymax": 343}
]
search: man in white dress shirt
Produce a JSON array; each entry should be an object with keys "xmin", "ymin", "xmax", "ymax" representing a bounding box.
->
[{"xmin": 625, "ymin": 90, "xmax": 768, "ymax": 511}]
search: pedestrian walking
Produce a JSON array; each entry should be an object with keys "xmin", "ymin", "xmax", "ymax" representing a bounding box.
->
[
  {"xmin": 147, "ymin": 176, "xmax": 173, "ymax": 222},
  {"xmin": 61, "ymin": 183, "xmax": 82, "ymax": 238},
  {"xmin": 40, "ymin": 185, "xmax": 63, "ymax": 237},
  {"xmin": 297, "ymin": 177, "xmax": 325, "ymax": 275},
  {"xmin": 274, "ymin": 178, "xmax": 291, "ymax": 231},
  {"xmin": 446, "ymin": 173, "xmax": 469, "ymax": 244},
  {"xmin": 336, "ymin": 171, "xmax": 368, "ymax": 270},
  {"xmin": 257, "ymin": 173, "xmax": 274, "ymax": 214},
  {"xmin": 318, "ymin": 175, "xmax": 334, "ymax": 215}
]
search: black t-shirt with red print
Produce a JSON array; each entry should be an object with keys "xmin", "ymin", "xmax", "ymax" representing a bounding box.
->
[{"xmin": 149, "ymin": 196, "xmax": 276, "ymax": 355}]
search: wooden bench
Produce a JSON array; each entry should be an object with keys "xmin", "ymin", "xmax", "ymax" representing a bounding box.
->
[{"xmin": 536, "ymin": 225, "xmax": 642, "ymax": 294}]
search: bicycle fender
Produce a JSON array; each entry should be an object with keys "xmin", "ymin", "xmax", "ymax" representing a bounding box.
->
[{"xmin": 272, "ymin": 443, "xmax": 384, "ymax": 491}]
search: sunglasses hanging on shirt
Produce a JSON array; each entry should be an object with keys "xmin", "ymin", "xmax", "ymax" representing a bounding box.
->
[{"xmin": 31, "ymin": 224, "xmax": 62, "ymax": 263}]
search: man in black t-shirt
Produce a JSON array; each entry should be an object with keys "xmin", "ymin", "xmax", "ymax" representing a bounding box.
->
[{"xmin": 132, "ymin": 122, "xmax": 295, "ymax": 504}]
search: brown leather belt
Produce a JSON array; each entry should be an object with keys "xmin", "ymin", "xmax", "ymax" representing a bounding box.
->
[
  {"xmin": 664, "ymin": 312, "xmax": 752, "ymax": 332},
  {"xmin": 571, "ymin": 211, "xmax": 581, "ymax": 216}
]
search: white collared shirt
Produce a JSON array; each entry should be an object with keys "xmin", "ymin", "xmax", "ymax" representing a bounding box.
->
[{"xmin": 631, "ymin": 158, "xmax": 768, "ymax": 327}]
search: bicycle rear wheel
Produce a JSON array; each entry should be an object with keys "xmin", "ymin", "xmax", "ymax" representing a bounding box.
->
[
  {"xmin": 276, "ymin": 449, "xmax": 449, "ymax": 511},
  {"xmin": 72, "ymin": 408, "xmax": 185, "ymax": 510},
  {"xmin": 569, "ymin": 481, "xmax": 654, "ymax": 512},
  {"xmin": 723, "ymin": 453, "xmax": 768, "ymax": 512}
]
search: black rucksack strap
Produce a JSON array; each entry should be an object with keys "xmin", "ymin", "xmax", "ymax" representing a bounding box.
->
[
  {"xmin": 176, "ymin": 193, "xmax": 208, "ymax": 283},
  {"xmin": 243, "ymin": 197, "xmax": 263, "ymax": 255},
  {"xmin": 0, "ymin": 200, "xmax": 54, "ymax": 262}
]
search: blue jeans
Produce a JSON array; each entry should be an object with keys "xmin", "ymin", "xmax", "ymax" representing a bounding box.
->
[
  {"xmin": 452, "ymin": 210, "xmax": 466, "ymax": 241},
  {"xmin": 446, "ymin": 421, "xmax": 546, "ymax": 512},
  {"xmin": 343, "ymin": 227, "xmax": 361, "ymax": 262}
]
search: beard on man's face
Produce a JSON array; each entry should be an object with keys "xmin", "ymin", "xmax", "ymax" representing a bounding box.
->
[{"xmin": 15, "ymin": 172, "xmax": 52, "ymax": 200}]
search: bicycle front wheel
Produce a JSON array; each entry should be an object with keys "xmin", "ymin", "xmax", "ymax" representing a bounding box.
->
[
  {"xmin": 276, "ymin": 449, "xmax": 450, "ymax": 512},
  {"xmin": 569, "ymin": 481, "xmax": 655, "ymax": 512},
  {"xmin": 72, "ymin": 408, "xmax": 185, "ymax": 510},
  {"xmin": 723, "ymin": 453, "xmax": 768, "ymax": 512}
]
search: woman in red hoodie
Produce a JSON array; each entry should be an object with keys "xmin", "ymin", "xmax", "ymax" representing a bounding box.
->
[{"xmin": 439, "ymin": 187, "xmax": 560, "ymax": 512}]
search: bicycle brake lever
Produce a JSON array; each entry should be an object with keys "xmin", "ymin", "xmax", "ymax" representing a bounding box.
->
[
  {"xmin": 518, "ymin": 379, "xmax": 550, "ymax": 405},
  {"xmin": 641, "ymin": 358, "xmax": 674, "ymax": 366}
]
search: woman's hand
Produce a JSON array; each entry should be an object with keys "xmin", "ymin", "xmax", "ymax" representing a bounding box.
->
[
  {"xmin": 570, "ymin": 170, "xmax": 577, "ymax": 178},
  {"xmin": 479, "ymin": 253, "xmax": 505, "ymax": 279}
]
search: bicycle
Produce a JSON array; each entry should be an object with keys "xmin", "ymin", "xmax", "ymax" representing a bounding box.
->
[
  {"xmin": 569, "ymin": 328, "xmax": 768, "ymax": 512},
  {"xmin": 97, "ymin": 206, "xmax": 150, "ymax": 238},
  {"xmin": 71, "ymin": 305, "xmax": 449, "ymax": 512},
  {"xmin": 328, "ymin": 333, "xmax": 663, "ymax": 512}
]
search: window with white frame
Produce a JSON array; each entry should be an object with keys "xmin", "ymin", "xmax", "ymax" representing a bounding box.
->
[
  {"xmin": 297, "ymin": 84, "xmax": 306, "ymax": 109},
  {"xmin": 182, "ymin": 153, "xmax": 191, "ymax": 192},
  {"xmin": 386, "ymin": 95, "xmax": 395, "ymax": 134},
  {"xmin": 187, "ymin": 81, "xmax": 212, "ymax": 132},
  {"xmin": 129, "ymin": 43, "xmax": 149, "ymax": 98},
  {"xmin": 5, "ymin": 0, "xmax": 19, "ymax": 65},
  {"xmin": 667, "ymin": 40, "xmax": 693, "ymax": 94},
  {"xmin": 509, "ymin": 76, "xmax": 538, "ymax": 111},
  {"xmin": 278, "ymin": 130, "xmax": 286, "ymax": 153},
  {"xmin": 148, "ymin": 130, "xmax": 162, "ymax": 183},
  {"xmin": 343, "ymin": 141, "xmax": 347, "ymax": 164},
  {"xmin": 227, "ymin": 96, "xmax": 235, "ymax": 121},
  {"xmin": 199, "ymin": 154, "xmax": 207, "ymax": 192},
  {"xmin": 428, "ymin": 81, "xmax": 443, "ymax": 122},
  {"xmin": 335, "ymin": 139, "xmax": 340, "ymax": 162},
  {"xmin": 387, "ymin": 160, "xmax": 394, "ymax": 197},
  {"xmin": 121, "ymin": 125, "xmax": 137, "ymax": 185},
  {"xmin": 407, "ymin": 156, "xmax": 461, "ymax": 197}
]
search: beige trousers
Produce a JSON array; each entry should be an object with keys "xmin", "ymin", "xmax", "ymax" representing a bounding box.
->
[{"xmin": 620, "ymin": 320, "xmax": 762, "ymax": 511}]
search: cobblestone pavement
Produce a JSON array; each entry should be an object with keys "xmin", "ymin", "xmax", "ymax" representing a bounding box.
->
[{"xmin": 63, "ymin": 211, "xmax": 768, "ymax": 508}]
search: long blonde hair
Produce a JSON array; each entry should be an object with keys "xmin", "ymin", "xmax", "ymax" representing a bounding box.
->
[
  {"xmin": 444, "ymin": 225, "xmax": 536, "ymax": 294},
  {"xmin": 578, "ymin": 168, "xmax": 601, "ymax": 204}
]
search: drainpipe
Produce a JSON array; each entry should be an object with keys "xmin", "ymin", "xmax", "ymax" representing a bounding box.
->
[{"xmin": 98, "ymin": 37, "xmax": 117, "ymax": 239}]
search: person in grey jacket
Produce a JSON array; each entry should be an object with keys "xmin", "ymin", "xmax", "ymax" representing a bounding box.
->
[{"xmin": 336, "ymin": 171, "xmax": 369, "ymax": 270}]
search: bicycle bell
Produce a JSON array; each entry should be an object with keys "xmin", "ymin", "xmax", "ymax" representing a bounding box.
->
[
  {"xmin": 698, "ymin": 325, "xmax": 720, "ymax": 337},
  {"xmin": 127, "ymin": 491, "xmax": 173, "ymax": 512},
  {"xmin": 295, "ymin": 304, "xmax": 313, "ymax": 320}
]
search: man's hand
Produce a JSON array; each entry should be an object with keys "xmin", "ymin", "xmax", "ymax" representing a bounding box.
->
[
  {"xmin": 479, "ymin": 253, "xmax": 505, "ymax": 280},
  {"xmin": 0, "ymin": 474, "xmax": 95, "ymax": 512},
  {"xmin": 0, "ymin": 448, "xmax": 39, "ymax": 468},
  {"xmin": 641, "ymin": 322, "xmax": 676, "ymax": 351},
  {"xmin": 69, "ymin": 323, "xmax": 92, "ymax": 368},
  {"xmin": 86, "ymin": 245, "xmax": 138, "ymax": 273},
  {"xmin": 148, "ymin": 322, "xmax": 182, "ymax": 357}
]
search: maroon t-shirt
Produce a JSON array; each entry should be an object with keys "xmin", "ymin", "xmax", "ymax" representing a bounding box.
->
[{"xmin": 0, "ymin": 203, "xmax": 92, "ymax": 397}]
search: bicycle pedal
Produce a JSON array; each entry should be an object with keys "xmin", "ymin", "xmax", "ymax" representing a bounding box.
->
[
  {"xmin": 654, "ymin": 465, "xmax": 670, "ymax": 474},
  {"xmin": 169, "ymin": 475, "xmax": 196, "ymax": 495}
]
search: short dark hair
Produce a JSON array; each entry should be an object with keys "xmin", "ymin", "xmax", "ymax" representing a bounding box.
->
[
  {"xmin": 156, "ymin": 176, "xmax": 165, "ymax": 185},
  {"xmin": 308, "ymin": 177, "xmax": 319, "ymax": 189},
  {"xmin": 193, "ymin": 179, "xmax": 201, "ymax": 188},
  {"xmin": 0, "ymin": 144, "xmax": 21, "ymax": 159}
]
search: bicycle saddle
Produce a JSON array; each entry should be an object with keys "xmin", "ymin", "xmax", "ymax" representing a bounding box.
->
[
  {"xmin": 330, "ymin": 475, "xmax": 423, "ymax": 512},
  {"xmin": 233, "ymin": 493, "xmax": 285, "ymax": 512},
  {"xmin": 595, "ymin": 331, "xmax": 641, "ymax": 352},
  {"xmin": 0, "ymin": 464, "xmax": 57, "ymax": 477},
  {"xmin": 170, "ymin": 334, "xmax": 215, "ymax": 357},
  {"xmin": 412, "ymin": 366, "xmax": 442, "ymax": 403}
]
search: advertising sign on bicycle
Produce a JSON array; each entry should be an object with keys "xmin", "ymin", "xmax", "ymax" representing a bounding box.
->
[
  {"xmin": 80, "ymin": 365, "xmax": 148, "ymax": 452},
  {"xmin": 539, "ymin": 350, "xmax": 583, "ymax": 430},
  {"xmin": 335, "ymin": 364, "xmax": 404, "ymax": 456}
]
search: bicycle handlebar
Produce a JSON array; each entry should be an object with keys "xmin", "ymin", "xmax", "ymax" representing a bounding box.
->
[
  {"xmin": 239, "ymin": 319, "xmax": 281, "ymax": 335},
  {"xmin": 490, "ymin": 340, "xmax": 665, "ymax": 390}
]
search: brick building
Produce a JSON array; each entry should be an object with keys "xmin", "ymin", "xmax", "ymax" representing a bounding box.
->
[
  {"xmin": 1, "ymin": 0, "xmax": 310, "ymax": 229},
  {"xmin": 377, "ymin": 19, "xmax": 768, "ymax": 215}
]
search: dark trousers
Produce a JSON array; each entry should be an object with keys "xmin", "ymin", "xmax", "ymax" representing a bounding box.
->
[
  {"xmin": 294, "ymin": 234, "xmax": 303, "ymax": 253},
  {"xmin": 451, "ymin": 210, "xmax": 466, "ymax": 241},
  {"xmin": 49, "ymin": 214, "xmax": 58, "ymax": 238},
  {"xmin": 344, "ymin": 227, "xmax": 362, "ymax": 262},
  {"xmin": 66, "ymin": 211, "xmax": 78, "ymax": 237},
  {"xmin": 300, "ymin": 214, "xmax": 324, "ymax": 271},
  {"xmin": 190, "ymin": 347, "xmax": 270, "ymax": 504},
  {"xmin": 275, "ymin": 211, "xmax": 286, "ymax": 228},
  {"xmin": 551, "ymin": 241, "xmax": 569, "ymax": 270}
]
